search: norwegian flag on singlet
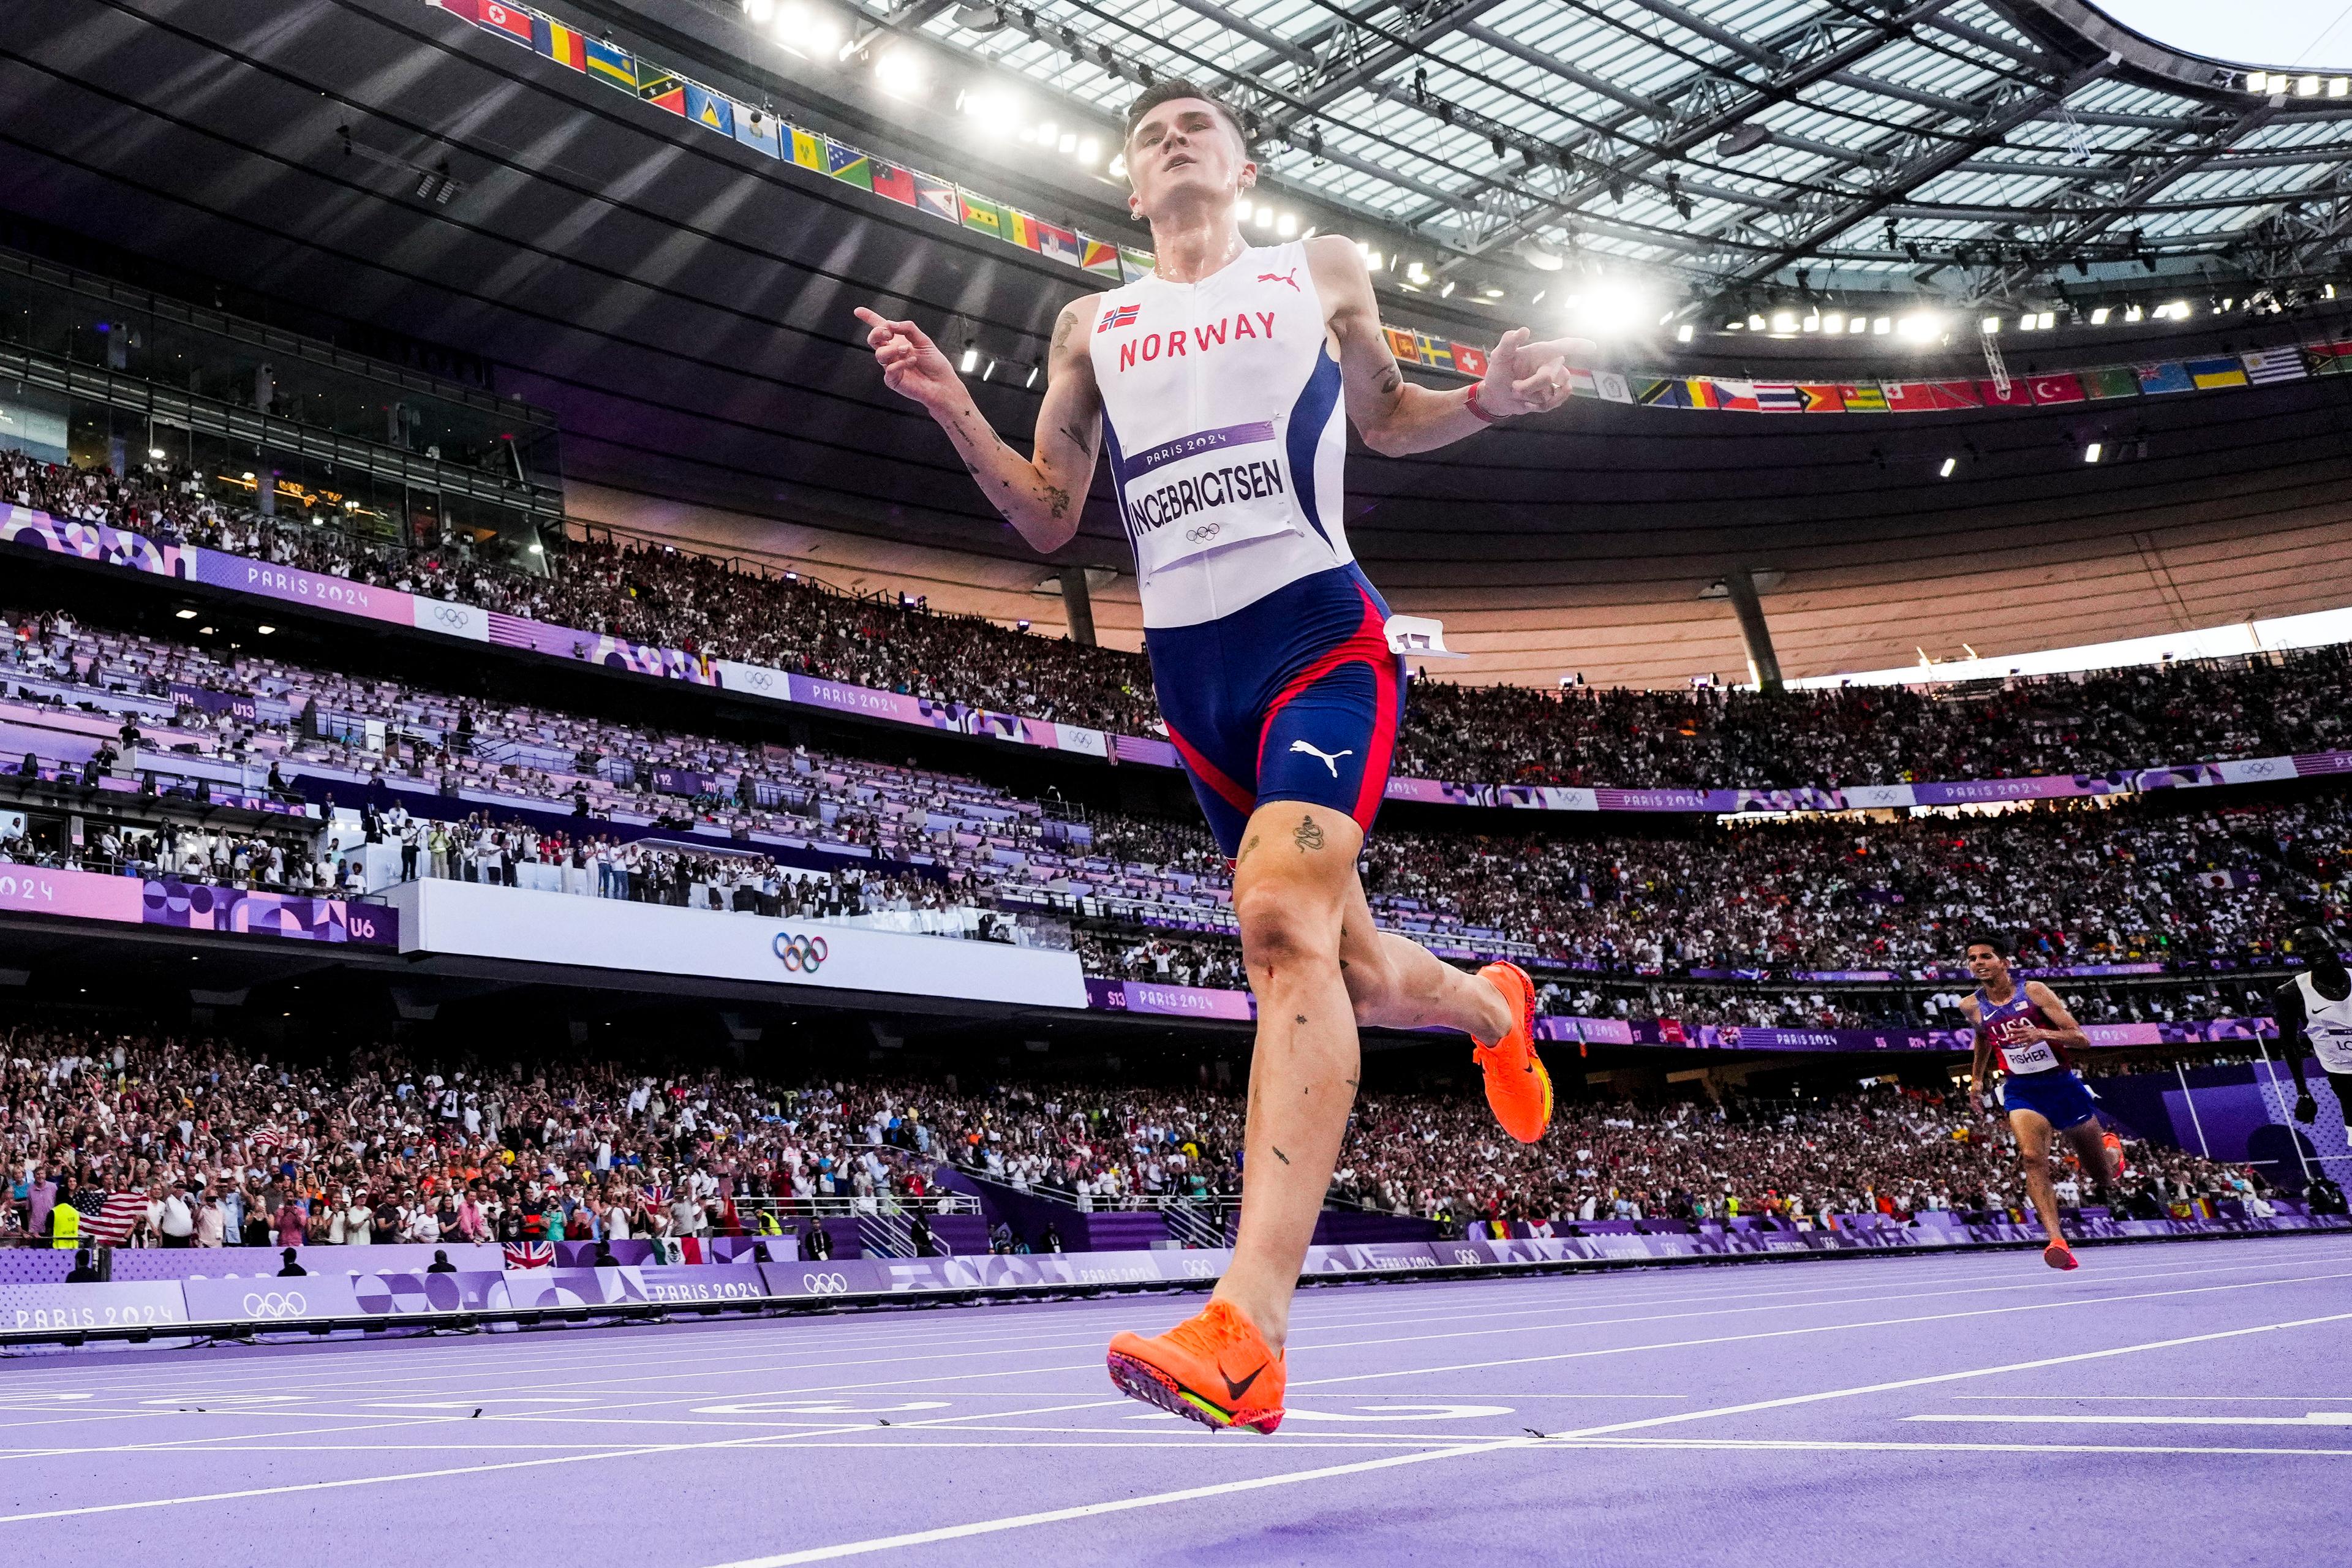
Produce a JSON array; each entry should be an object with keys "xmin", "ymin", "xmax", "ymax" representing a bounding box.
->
[{"xmin": 1096, "ymin": 303, "xmax": 1140, "ymax": 333}]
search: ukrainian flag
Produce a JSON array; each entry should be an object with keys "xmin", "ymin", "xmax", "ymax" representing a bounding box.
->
[
  {"xmin": 584, "ymin": 37, "xmax": 637, "ymax": 91},
  {"xmin": 2185, "ymin": 355, "xmax": 2248, "ymax": 390}
]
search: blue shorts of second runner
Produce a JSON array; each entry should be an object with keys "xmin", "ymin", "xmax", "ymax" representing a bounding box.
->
[
  {"xmin": 1144, "ymin": 564, "xmax": 1406, "ymax": 859},
  {"xmin": 1999, "ymin": 1069, "xmax": 2099, "ymax": 1131}
]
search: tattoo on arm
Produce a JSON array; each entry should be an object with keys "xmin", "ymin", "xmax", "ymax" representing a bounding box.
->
[
  {"xmin": 1238, "ymin": 834, "xmax": 1261, "ymax": 864},
  {"xmin": 1376, "ymin": 367, "xmax": 1402, "ymax": 398},
  {"xmin": 1293, "ymin": 815, "xmax": 1325, "ymax": 853},
  {"xmin": 1040, "ymin": 483, "xmax": 1072, "ymax": 520},
  {"xmin": 1270, "ymin": 1146, "xmax": 1292, "ymax": 1166},
  {"xmin": 1294, "ymin": 1014, "xmax": 1308, "ymax": 1025},
  {"xmin": 1344, "ymin": 1077, "xmax": 1360, "ymax": 1089}
]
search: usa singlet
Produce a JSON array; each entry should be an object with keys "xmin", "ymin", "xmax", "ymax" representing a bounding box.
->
[
  {"xmin": 1978, "ymin": 984, "xmax": 2098, "ymax": 1129},
  {"xmin": 1087, "ymin": 239, "xmax": 1405, "ymax": 856}
]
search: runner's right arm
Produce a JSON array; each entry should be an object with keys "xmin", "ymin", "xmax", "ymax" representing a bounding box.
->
[
  {"xmin": 854, "ymin": 300, "xmax": 1102, "ymax": 553},
  {"xmin": 1961, "ymin": 995, "xmax": 1992, "ymax": 1117}
]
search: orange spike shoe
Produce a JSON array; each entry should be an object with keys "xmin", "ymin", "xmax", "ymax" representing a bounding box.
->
[
  {"xmin": 1106, "ymin": 1298, "xmax": 1286, "ymax": 1434},
  {"xmin": 2044, "ymin": 1240, "xmax": 2080, "ymax": 1270},
  {"xmin": 1472, "ymin": 961, "xmax": 1553, "ymax": 1144}
]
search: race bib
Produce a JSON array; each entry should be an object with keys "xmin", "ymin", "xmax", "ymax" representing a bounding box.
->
[
  {"xmin": 1120, "ymin": 420, "xmax": 1298, "ymax": 577},
  {"xmin": 2310, "ymin": 1022, "xmax": 2352, "ymax": 1075},
  {"xmin": 2000, "ymin": 1038, "xmax": 2059, "ymax": 1074}
]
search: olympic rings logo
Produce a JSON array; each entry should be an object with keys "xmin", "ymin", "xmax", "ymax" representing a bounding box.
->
[
  {"xmin": 801, "ymin": 1272, "xmax": 850, "ymax": 1295},
  {"xmin": 1184, "ymin": 522, "xmax": 1223, "ymax": 544},
  {"xmin": 772, "ymin": 932, "xmax": 829, "ymax": 972},
  {"xmin": 428, "ymin": 604, "xmax": 473, "ymax": 628},
  {"xmin": 241, "ymin": 1292, "xmax": 308, "ymax": 1318}
]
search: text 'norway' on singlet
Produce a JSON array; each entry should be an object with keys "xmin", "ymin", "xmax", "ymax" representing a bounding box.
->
[{"xmin": 1086, "ymin": 239, "xmax": 1353, "ymax": 630}]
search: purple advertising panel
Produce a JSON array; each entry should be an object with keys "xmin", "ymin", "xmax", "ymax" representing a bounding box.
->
[
  {"xmin": 195, "ymin": 552, "xmax": 415, "ymax": 625},
  {"xmin": 1, "ymin": 1281, "xmax": 190, "ymax": 1335},
  {"xmin": 502, "ymin": 1265, "xmax": 769, "ymax": 1309},
  {"xmin": 0, "ymin": 865, "xmax": 146, "ymax": 924},
  {"xmin": 2296, "ymin": 748, "xmax": 2352, "ymax": 777},
  {"xmin": 786, "ymin": 675, "xmax": 940, "ymax": 725},
  {"xmin": 1084, "ymin": 978, "xmax": 1256, "ymax": 1020},
  {"xmin": 168, "ymin": 682, "xmax": 260, "ymax": 722},
  {"xmin": 1594, "ymin": 786, "xmax": 1734, "ymax": 812},
  {"xmin": 1113, "ymin": 733, "xmax": 1181, "ymax": 769},
  {"xmin": 1, "ymin": 505, "xmax": 193, "ymax": 577},
  {"xmin": 141, "ymin": 879, "xmax": 398, "ymax": 948},
  {"xmin": 1911, "ymin": 773, "xmax": 2117, "ymax": 807},
  {"xmin": 487, "ymin": 613, "xmax": 718, "ymax": 684}
]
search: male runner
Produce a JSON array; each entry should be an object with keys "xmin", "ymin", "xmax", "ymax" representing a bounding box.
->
[
  {"xmin": 857, "ymin": 80, "xmax": 1574, "ymax": 1433},
  {"xmin": 1961, "ymin": 933, "xmax": 2123, "ymax": 1269},
  {"xmin": 2280, "ymin": 925, "xmax": 2352, "ymax": 1148}
]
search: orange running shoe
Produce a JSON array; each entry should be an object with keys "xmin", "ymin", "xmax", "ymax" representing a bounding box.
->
[
  {"xmin": 2101, "ymin": 1131, "xmax": 2128, "ymax": 1180},
  {"xmin": 1473, "ymin": 961, "xmax": 1553, "ymax": 1144},
  {"xmin": 2044, "ymin": 1240, "xmax": 2079, "ymax": 1271},
  {"xmin": 1106, "ymin": 1298, "xmax": 1286, "ymax": 1434}
]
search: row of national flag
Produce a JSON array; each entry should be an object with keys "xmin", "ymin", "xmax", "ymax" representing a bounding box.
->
[
  {"xmin": 428, "ymin": 0, "xmax": 1155, "ymax": 284},
  {"xmin": 1392, "ymin": 337, "xmax": 2352, "ymax": 413},
  {"xmin": 426, "ymin": 0, "xmax": 2352, "ymax": 412}
]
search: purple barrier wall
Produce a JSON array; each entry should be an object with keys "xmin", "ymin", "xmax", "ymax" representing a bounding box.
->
[
  {"xmin": 0, "ymin": 865, "xmax": 398, "ymax": 949},
  {"xmin": 108, "ymin": 1243, "xmax": 507, "ymax": 1280}
]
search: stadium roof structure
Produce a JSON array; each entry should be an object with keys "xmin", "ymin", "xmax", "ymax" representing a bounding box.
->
[{"xmin": 894, "ymin": 0, "xmax": 2352, "ymax": 308}]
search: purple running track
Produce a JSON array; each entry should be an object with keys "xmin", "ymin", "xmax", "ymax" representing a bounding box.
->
[{"xmin": 4, "ymin": 1236, "xmax": 2350, "ymax": 1566}]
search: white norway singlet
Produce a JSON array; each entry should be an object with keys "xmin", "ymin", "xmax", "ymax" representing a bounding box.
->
[
  {"xmin": 2296, "ymin": 971, "xmax": 2352, "ymax": 1074},
  {"xmin": 1086, "ymin": 240, "xmax": 1354, "ymax": 630}
]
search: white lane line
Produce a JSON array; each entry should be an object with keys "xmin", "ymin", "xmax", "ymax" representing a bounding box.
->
[
  {"xmin": 696, "ymin": 1308, "xmax": 2352, "ymax": 1566},
  {"xmin": 1949, "ymin": 1393, "xmax": 2352, "ymax": 1401},
  {"xmin": 0, "ymin": 1395, "xmax": 1130, "ymax": 1518},
  {"xmin": 1907, "ymin": 1412, "xmax": 2352, "ymax": 1427},
  {"xmin": 1295, "ymin": 1267, "xmax": 2352, "ymax": 1387}
]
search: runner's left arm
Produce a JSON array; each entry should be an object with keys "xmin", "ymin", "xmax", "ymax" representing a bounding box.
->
[
  {"xmin": 2020, "ymin": 983, "xmax": 2090, "ymax": 1053},
  {"xmin": 1307, "ymin": 236, "xmax": 1571, "ymax": 456}
]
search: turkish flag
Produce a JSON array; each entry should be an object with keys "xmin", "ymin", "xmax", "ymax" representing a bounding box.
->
[{"xmin": 2027, "ymin": 373, "xmax": 2086, "ymax": 404}]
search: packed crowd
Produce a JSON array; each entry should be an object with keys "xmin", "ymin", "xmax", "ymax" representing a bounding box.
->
[
  {"xmin": 16, "ymin": 455, "xmax": 2352, "ymax": 791},
  {"xmin": 8, "ymin": 603, "xmax": 2346, "ymax": 981},
  {"xmin": 0, "ymin": 1020, "xmax": 2282, "ymax": 1250}
]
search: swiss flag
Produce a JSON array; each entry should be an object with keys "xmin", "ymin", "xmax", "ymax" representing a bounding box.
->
[
  {"xmin": 2026, "ymin": 374, "xmax": 2086, "ymax": 405},
  {"xmin": 1451, "ymin": 343, "xmax": 1489, "ymax": 379}
]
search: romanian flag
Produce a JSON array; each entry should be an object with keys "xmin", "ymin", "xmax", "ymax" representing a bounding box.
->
[
  {"xmin": 788, "ymin": 127, "xmax": 826, "ymax": 171},
  {"xmin": 2185, "ymin": 356, "xmax": 2248, "ymax": 389},
  {"xmin": 1452, "ymin": 343, "xmax": 1488, "ymax": 379},
  {"xmin": 1796, "ymin": 384, "xmax": 1845, "ymax": 413},
  {"xmin": 959, "ymin": 189, "xmax": 1006, "ymax": 237},
  {"xmin": 534, "ymin": 16, "xmax": 587, "ymax": 69},
  {"xmin": 1978, "ymin": 379, "xmax": 2032, "ymax": 408},
  {"xmin": 1079, "ymin": 238, "xmax": 1124, "ymax": 279},
  {"xmin": 2081, "ymin": 365, "xmax": 2139, "ymax": 400},
  {"xmin": 870, "ymin": 162, "xmax": 917, "ymax": 206},
  {"xmin": 684, "ymin": 84, "xmax": 734, "ymax": 137},
  {"xmin": 734, "ymin": 106, "xmax": 782, "ymax": 158},
  {"xmin": 1035, "ymin": 222, "xmax": 1083, "ymax": 268},
  {"xmin": 1004, "ymin": 209, "xmax": 1042, "ymax": 251},
  {"xmin": 913, "ymin": 173, "xmax": 960, "ymax": 222},
  {"xmin": 584, "ymin": 37, "xmax": 638, "ymax": 90},
  {"xmin": 636, "ymin": 71, "xmax": 687, "ymax": 115},
  {"xmin": 2024, "ymin": 373, "xmax": 2085, "ymax": 405},
  {"xmin": 1834, "ymin": 383, "xmax": 1888, "ymax": 412},
  {"xmin": 825, "ymin": 140, "xmax": 873, "ymax": 190}
]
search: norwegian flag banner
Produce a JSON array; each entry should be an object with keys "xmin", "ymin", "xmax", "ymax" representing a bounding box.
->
[{"xmin": 503, "ymin": 1241, "xmax": 554, "ymax": 1270}]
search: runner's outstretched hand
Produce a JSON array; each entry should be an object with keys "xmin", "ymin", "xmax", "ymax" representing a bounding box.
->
[{"xmin": 854, "ymin": 307, "xmax": 962, "ymax": 412}]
